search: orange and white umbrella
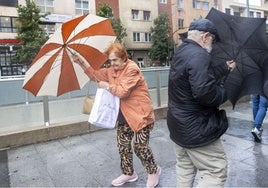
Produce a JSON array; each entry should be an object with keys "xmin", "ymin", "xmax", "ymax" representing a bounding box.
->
[{"xmin": 23, "ymin": 14, "xmax": 116, "ymax": 96}]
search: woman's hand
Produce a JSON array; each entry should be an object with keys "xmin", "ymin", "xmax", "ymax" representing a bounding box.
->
[
  {"xmin": 72, "ymin": 54, "xmax": 89, "ymax": 70},
  {"xmin": 98, "ymin": 81, "xmax": 110, "ymax": 90}
]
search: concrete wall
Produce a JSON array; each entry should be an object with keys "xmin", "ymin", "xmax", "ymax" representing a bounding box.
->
[{"xmin": 0, "ymin": 105, "xmax": 168, "ymax": 150}]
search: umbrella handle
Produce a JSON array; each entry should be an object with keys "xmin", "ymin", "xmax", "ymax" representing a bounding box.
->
[
  {"xmin": 73, "ymin": 55, "xmax": 89, "ymax": 70},
  {"xmin": 218, "ymin": 69, "xmax": 231, "ymax": 87}
]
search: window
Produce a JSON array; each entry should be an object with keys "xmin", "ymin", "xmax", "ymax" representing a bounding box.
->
[
  {"xmin": 160, "ymin": 0, "xmax": 167, "ymax": 3},
  {"xmin": 143, "ymin": 11, "xmax": 150, "ymax": 21},
  {"xmin": 132, "ymin": 10, "xmax": 139, "ymax": 20},
  {"xmin": 234, "ymin": 12, "xmax": 240, "ymax": 16},
  {"xmin": 0, "ymin": 0, "xmax": 18, "ymax": 7},
  {"xmin": 177, "ymin": 0, "xmax": 183, "ymax": 9},
  {"xmin": 202, "ymin": 2, "xmax": 209, "ymax": 10},
  {"xmin": 0, "ymin": 51, "xmax": 6, "ymax": 66},
  {"xmin": 75, "ymin": 0, "xmax": 89, "ymax": 15},
  {"xmin": 133, "ymin": 32, "xmax": 140, "ymax": 42},
  {"xmin": 39, "ymin": 24, "xmax": 56, "ymax": 36},
  {"xmin": 256, "ymin": 12, "xmax": 261, "ymax": 18},
  {"xmin": 249, "ymin": 11, "xmax": 254, "ymax": 17},
  {"xmin": 0, "ymin": 17, "xmax": 18, "ymax": 33},
  {"xmin": 0, "ymin": 17, "xmax": 11, "ymax": 32},
  {"xmin": 145, "ymin": 33, "xmax": 151, "ymax": 42},
  {"xmin": 225, "ymin": 8, "xmax": 231, "ymax": 15},
  {"xmin": 193, "ymin": 0, "xmax": 209, "ymax": 10},
  {"xmin": 178, "ymin": 19, "xmax": 184, "ymax": 29},
  {"xmin": 35, "ymin": 0, "xmax": 54, "ymax": 13},
  {"xmin": 193, "ymin": 0, "xmax": 201, "ymax": 9},
  {"xmin": 0, "ymin": 50, "xmax": 15, "ymax": 66}
]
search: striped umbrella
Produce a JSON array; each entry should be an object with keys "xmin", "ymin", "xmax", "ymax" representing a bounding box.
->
[{"xmin": 23, "ymin": 14, "xmax": 116, "ymax": 96}]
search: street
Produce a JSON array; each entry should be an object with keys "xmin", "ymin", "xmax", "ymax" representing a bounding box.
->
[{"xmin": 1, "ymin": 101, "xmax": 268, "ymax": 187}]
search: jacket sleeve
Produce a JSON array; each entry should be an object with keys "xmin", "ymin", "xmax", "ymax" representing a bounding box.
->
[
  {"xmin": 212, "ymin": 61, "xmax": 230, "ymax": 86},
  {"xmin": 109, "ymin": 64, "xmax": 141, "ymax": 99},
  {"xmin": 188, "ymin": 52, "xmax": 227, "ymax": 107},
  {"xmin": 84, "ymin": 66, "xmax": 109, "ymax": 82}
]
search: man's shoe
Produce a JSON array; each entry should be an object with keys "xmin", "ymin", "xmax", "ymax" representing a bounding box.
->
[
  {"xmin": 251, "ymin": 127, "xmax": 263, "ymax": 142},
  {"xmin": 111, "ymin": 172, "xmax": 138, "ymax": 186},
  {"xmin": 146, "ymin": 166, "xmax": 161, "ymax": 188}
]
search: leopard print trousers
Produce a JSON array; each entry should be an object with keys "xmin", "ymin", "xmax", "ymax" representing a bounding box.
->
[{"xmin": 116, "ymin": 122, "xmax": 158, "ymax": 175}]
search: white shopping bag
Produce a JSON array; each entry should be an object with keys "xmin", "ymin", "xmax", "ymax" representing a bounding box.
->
[{"xmin": 88, "ymin": 88, "xmax": 120, "ymax": 129}]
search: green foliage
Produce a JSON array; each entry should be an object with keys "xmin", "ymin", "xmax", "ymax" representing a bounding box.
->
[
  {"xmin": 96, "ymin": 2, "xmax": 127, "ymax": 43},
  {"xmin": 14, "ymin": 0, "xmax": 48, "ymax": 65},
  {"xmin": 110, "ymin": 18, "xmax": 127, "ymax": 43},
  {"xmin": 96, "ymin": 2, "xmax": 113, "ymax": 18},
  {"xmin": 148, "ymin": 13, "xmax": 174, "ymax": 65}
]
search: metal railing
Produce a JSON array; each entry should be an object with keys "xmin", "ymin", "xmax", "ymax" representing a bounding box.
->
[{"xmin": 0, "ymin": 67, "xmax": 169, "ymax": 133}]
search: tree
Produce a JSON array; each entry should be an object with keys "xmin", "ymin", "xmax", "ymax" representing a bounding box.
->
[
  {"xmin": 14, "ymin": 0, "xmax": 48, "ymax": 65},
  {"xmin": 97, "ymin": 2, "xmax": 127, "ymax": 43},
  {"xmin": 96, "ymin": 2, "xmax": 113, "ymax": 18},
  {"xmin": 148, "ymin": 13, "xmax": 174, "ymax": 66}
]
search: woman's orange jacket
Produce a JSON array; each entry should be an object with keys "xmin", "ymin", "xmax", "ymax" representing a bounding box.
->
[{"xmin": 85, "ymin": 59, "xmax": 155, "ymax": 132}]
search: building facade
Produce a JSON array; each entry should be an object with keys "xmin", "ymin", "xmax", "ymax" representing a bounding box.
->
[
  {"xmin": 170, "ymin": 0, "xmax": 220, "ymax": 45},
  {"xmin": 0, "ymin": 0, "xmax": 268, "ymax": 76},
  {"xmin": 119, "ymin": 0, "xmax": 158, "ymax": 67},
  {"xmin": 0, "ymin": 0, "xmax": 96, "ymax": 76},
  {"xmin": 222, "ymin": 0, "xmax": 268, "ymax": 24}
]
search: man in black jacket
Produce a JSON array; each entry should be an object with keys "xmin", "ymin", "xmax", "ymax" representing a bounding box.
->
[{"xmin": 167, "ymin": 18, "xmax": 236, "ymax": 187}]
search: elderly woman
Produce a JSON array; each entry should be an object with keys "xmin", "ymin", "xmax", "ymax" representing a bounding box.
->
[{"xmin": 74, "ymin": 42, "xmax": 161, "ymax": 188}]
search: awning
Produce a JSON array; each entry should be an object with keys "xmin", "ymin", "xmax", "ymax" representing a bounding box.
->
[{"xmin": 0, "ymin": 39, "xmax": 22, "ymax": 44}]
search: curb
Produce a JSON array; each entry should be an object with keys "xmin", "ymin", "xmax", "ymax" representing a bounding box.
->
[{"xmin": 0, "ymin": 107, "xmax": 168, "ymax": 150}]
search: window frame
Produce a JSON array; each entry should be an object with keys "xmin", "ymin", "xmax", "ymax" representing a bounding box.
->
[
  {"xmin": 177, "ymin": 0, "xmax": 183, "ymax": 9},
  {"xmin": 143, "ymin": 11, "xmax": 151, "ymax": 21},
  {"xmin": 145, "ymin": 32, "xmax": 151, "ymax": 42},
  {"xmin": 0, "ymin": 16, "xmax": 18, "ymax": 33},
  {"xmin": 35, "ymin": 0, "xmax": 54, "ymax": 13},
  {"xmin": 202, "ymin": 2, "xmax": 209, "ymax": 11},
  {"xmin": 132, "ymin": 9, "xmax": 139, "ymax": 20},
  {"xmin": 256, "ymin": 12, "xmax": 261, "ymax": 18},
  {"xmin": 133, "ymin": 32, "xmax": 141, "ymax": 42},
  {"xmin": 75, "ymin": 0, "xmax": 89, "ymax": 15},
  {"xmin": 178, "ymin": 19, "xmax": 184, "ymax": 29}
]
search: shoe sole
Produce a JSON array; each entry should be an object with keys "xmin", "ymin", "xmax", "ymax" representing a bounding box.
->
[
  {"xmin": 111, "ymin": 175, "xmax": 138, "ymax": 187},
  {"xmin": 154, "ymin": 167, "xmax": 162, "ymax": 186},
  {"xmin": 147, "ymin": 167, "xmax": 162, "ymax": 188},
  {"xmin": 251, "ymin": 132, "xmax": 261, "ymax": 142}
]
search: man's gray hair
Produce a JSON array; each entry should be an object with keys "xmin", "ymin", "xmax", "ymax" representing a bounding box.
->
[{"xmin": 187, "ymin": 30, "xmax": 204, "ymax": 41}]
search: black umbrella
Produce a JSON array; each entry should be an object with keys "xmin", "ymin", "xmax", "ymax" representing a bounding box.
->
[{"xmin": 206, "ymin": 8, "xmax": 268, "ymax": 106}]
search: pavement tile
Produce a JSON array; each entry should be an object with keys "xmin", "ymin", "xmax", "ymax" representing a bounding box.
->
[{"xmin": 2, "ymin": 102, "xmax": 268, "ymax": 187}]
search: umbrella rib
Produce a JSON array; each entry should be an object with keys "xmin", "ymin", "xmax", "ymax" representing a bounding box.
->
[
  {"xmin": 217, "ymin": 44, "xmax": 234, "ymax": 60},
  {"xmin": 235, "ymin": 21, "xmax": 267, "ymax": 66}
]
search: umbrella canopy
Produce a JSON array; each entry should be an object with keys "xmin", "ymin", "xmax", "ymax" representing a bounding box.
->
[
  {"xmin": 206, "ymin": 8, "xmax": 268, "ymax": 106},
  {"xmin": 23, "ymin": 14, "xmax": 116, "ymax": 96}
]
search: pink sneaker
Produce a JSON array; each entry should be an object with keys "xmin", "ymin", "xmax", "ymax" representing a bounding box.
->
[
  {"xmin": 146, "ymin": 166, "xmax": 161, "ymax": 188},
  {"xmin": 111, "ymin": 172, "xmax": 138, "ymax": 186}
]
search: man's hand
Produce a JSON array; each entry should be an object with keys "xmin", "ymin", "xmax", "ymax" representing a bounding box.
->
[{"xmin": 226, "ymin": 60, "xmax": 236, "ymax": 71}]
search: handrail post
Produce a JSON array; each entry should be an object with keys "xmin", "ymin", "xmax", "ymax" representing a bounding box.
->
[
  {"xmin": 155, "ymin": 70, "xmax": 161, "ymax": 107},
  {"xmin": 43, "ymin": 96, "xmax": 50, "ymax": 126},
  {"xmin": 25, "ymin": 91, "xmax": 29, "ymax": 105}
]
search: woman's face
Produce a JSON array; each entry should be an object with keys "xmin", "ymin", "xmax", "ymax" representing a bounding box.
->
[{"xmin": 108, "ymin": 52, "xmax": 125, "ymax": 71}]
